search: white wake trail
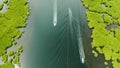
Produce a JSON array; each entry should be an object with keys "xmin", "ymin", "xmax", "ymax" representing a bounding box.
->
[
  {"xmin": 76, "ymin": 20, "xmax": 85, "ymax": 64},
  {"xmin": 68, "ymin": 8, "xmax": 85, "ymax": 64},
  {"xmin": 53, "ymin": 0, "xmax": 57, "ymax": 27},
  {"xmin": 68, "ymin": 8, "xmax": 73, "ymax": 35}
]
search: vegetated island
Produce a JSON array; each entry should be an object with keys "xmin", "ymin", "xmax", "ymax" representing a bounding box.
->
[
  {"xmin": 0, "ymin": 0, "xmax": 29, "ymax": 68},
  {"xmin": 81, "ymin": 0, "xmax": 120, "ymax": 68}
]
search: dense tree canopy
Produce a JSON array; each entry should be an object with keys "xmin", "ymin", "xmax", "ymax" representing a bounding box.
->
[
  {"xmin": 0, "ymin": 0, "xmax": 29, "ymax": 68},
  {"xmin": 82, "ymin": 0, "xmax": 120, "ymax": 68}
]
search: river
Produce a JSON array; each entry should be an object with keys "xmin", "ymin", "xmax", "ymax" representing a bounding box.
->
[{"xmin": 22, "ymin": 0, "xmax": 92, "ymax": 68}]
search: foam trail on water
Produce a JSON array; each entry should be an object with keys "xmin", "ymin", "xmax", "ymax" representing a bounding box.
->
[
  {"xmin": 68, "ymin": 8, "xmax": 72, "ymax": 24},
  {"xmin": 68, "ymin": 8, "xmax": 73, "ymax": 35},
  {"xmin": 67, "ymin": 8, "xmax": 73, "ymax": 68},
  {"xmin": 76, "ymin": 20, "xmax": 85, "ymax": 64},
  {"xmin": 53, "ymin": 0, "xmax": 57, "ymax": 27},
  {"xmin": 68, "ymin": 8, "xmax": 85, "ymax": 64}
]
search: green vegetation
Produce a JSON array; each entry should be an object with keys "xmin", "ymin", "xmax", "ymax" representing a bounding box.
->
[
  {"xmin": 81, "ymin": 0, "xmax": 120, "ymax": 68},
  {"xmin": 3, "ymin": 0, "xmax": 8, "ymax": 4},
  {"xmin": 0, "ymin": 61, "xmax": 14, "ymax": 68},
  {"xmin": 0, "ymin": 4, "xmax": 3, "ymax": 10},
  {"xmin": 18, "ymin": 45, "xmax": 23, "ymax": 53},
  {"xmin": 0, "ymin": 0, "xmax": 29, "ymax": 68},
  {"xmin": 13, "ymin": 52, "xmax": 20, "ymax": 66},
  {"xmin": 104, "ymin": 61, "xmax": 108, "ymax": 65},
  {"xmin": 92, "ymin": 50, "xmax": 98, "ymax": 57},
  {"xmin": 7, "ymin": 51, "xmax": 15, "ymax": 56}
]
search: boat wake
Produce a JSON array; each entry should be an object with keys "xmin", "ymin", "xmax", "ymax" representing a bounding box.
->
[
  {"xmin": 53, "ymin": 0, "xmax": 57, "ymax": 27},
  {"xmin": 68, "ymin": 8, "xmax": 85, "ymax": 64}
]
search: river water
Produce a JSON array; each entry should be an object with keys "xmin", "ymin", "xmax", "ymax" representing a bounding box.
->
[{"xmin": 23, "ymin": 0, "xmax": 92, "ymax": 68}]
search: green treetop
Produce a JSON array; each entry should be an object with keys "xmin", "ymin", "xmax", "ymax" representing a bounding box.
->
[
  {"xmin": 81, "ymin": 0, "xmax": 120, "ymax": 68},
  {"xmin": 0, "ymin": 0, "xmax": 29, "ymax": 68}
]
